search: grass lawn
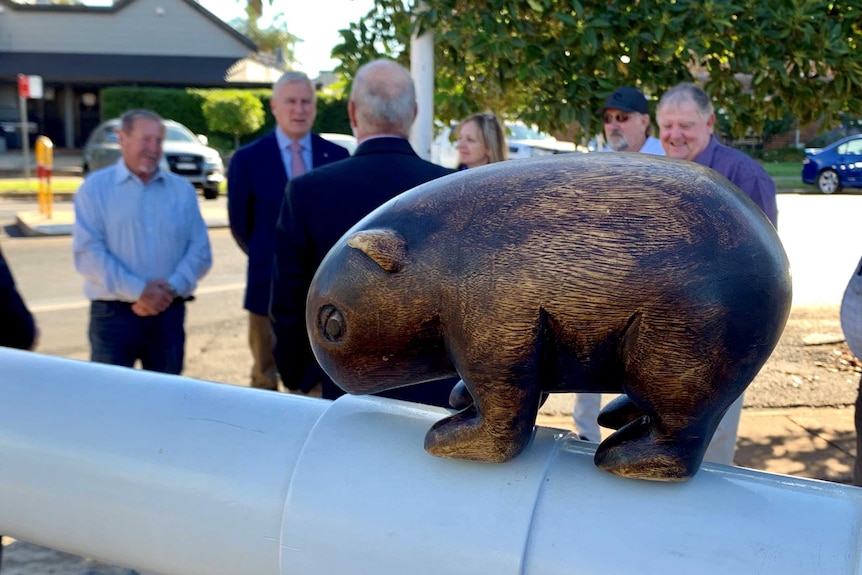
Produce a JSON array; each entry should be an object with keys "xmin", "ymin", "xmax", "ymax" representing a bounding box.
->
[
  {"xmin": 761, "ymin": 161, "xmax": 809, "ymax": 191},
  {"xmin": 0, "ymin": 177, "xmax": 83, "ymax": 194},
  {"xmin": 761, "ymin": 162, "xmax": 801, "ymax": 178},
  {"xmin": 0, "ymin": 165, "xmax": 805, "ymax": 195}
]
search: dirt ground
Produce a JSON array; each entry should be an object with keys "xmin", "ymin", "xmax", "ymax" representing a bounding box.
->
[{"xmin": 745, "ymin": 304, "xmax": 861, "ymax": 409}]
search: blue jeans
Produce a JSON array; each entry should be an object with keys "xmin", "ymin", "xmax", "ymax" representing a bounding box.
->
[{"xmin": 88, "ymin": 300, "xmax": 186, "ymax": 375}]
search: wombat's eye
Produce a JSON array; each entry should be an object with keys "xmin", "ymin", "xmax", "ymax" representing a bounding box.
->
[{"xmin": 319, "ymin": 305, "xmax": 346, "ymax": 342}]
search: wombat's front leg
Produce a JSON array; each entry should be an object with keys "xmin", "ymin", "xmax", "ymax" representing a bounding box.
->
[
  {"xmin": 597, "ymin": 394, "xmax": 643, "ymax": 430},
  {"xmin": 425, "ymin": 378, "xmax": 540, "ymax": 463}
]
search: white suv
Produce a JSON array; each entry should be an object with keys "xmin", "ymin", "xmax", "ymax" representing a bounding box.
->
[
  {"xmin": 504, "ymin": 122, "xmax": 578, "ymax": 159},
  {"xmin": 431, "ymin": 121, "xmax": 579, "ymax": 168}
]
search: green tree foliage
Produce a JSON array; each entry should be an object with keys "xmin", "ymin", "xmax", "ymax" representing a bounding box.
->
[
  {"xmin": 314, "ymin": 95, "xmax": 352, "ymax": 135},
  {"xmin": 333, "ymin": 0, "xmax": 862, "ymax": 141},
  {"xmin": 230, "ymin": 15, "xmax": 299, "ymax": 66},
  {"xmin": 242, "ymin": 0, "xmax": 266, "ymax": 21},
  {"xmin": 201, "ymin": 91, "xmax": 265, "ymax": 150}
]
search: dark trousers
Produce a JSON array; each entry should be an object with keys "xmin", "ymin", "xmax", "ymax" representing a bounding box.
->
[
  {"xmin": 855, "ymin": 374, "xmax": 862, "ymax": 487},
  {"xmin": 88, "ymin": 300, "xmax": 186, "ymax": 375}
]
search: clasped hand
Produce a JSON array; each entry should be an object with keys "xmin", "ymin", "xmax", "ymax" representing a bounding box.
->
[{"xmin": 132, "ymin": 280, "xmax": 175, "ymax": 317}]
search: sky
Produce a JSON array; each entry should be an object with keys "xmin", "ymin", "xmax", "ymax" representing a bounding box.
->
[{"xmin": 197, "ymin": 0, "xmax": 377, "ymax": 77}]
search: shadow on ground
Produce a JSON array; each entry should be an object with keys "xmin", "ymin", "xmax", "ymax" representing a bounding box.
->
[
  {"xmin": 736, "ymin": 426, "xmax": 855, "ymax": 484},
  {"xmin": 0, "ymin": 539, "xmax": 137, "ymax": 575},
  {"xmin": 3, "ymin": 223, "xmax": 24, "ymax": 238}
]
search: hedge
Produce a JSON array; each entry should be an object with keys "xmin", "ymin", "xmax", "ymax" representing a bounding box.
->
[{"xmin": 100, "ymin": 86, "xmax": 351, "ymax": 153}]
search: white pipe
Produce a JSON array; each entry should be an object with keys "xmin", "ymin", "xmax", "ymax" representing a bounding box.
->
[
  {"xmin": 409, "ymin": 1, "xmax": 434, "ymax": 161},
  {"xmin": 1, "ymin": 348, "xmax": 861, "ymax": 575},
  {"xmin": 0, "ymin": 348, "xmax": 326, "ymax": 575}
]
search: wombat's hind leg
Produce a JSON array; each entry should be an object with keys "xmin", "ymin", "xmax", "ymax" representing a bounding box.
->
[
  {"xmin": 594, "ymin": 417, "xmax": 706, "ymax": 481},
  {"xmin": 425, "ymin": 384, "xmax": 540, "ymax": 463},
  {"xmin": 597, "ymin": 394, "xmax": 644, "ymax": 430}
]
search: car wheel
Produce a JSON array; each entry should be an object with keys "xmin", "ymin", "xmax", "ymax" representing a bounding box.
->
[
  {"xmin": 816, "ymin": 169, "xmax": 841, "ymax": 194},
  {"xmin": 203, "ymin": 186, "xmax": 219, "ymax": 200}
]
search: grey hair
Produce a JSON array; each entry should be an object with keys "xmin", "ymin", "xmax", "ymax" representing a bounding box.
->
[
  {"xmin": 273, "ymin": 71, "xmax": 315, "ymax": 100},
  {"xmin": 120, "ymin": 109, "xmax": 163, "ymax": 134},
  {"xmin": 657, "ymin": 83, "xmax": 714, "ymax": 119},
  {"xmin": 350, "ymin": 59, "xmax": 416, "ymax": 137}
]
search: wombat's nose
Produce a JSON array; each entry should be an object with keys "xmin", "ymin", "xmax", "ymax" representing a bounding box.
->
[{"xmin": 319, "ymin": 305, "xmax": 346, "ymax": 342}]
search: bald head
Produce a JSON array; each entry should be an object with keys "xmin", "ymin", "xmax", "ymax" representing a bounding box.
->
[{"xmin": 349, "ymin": 59, "xmax": 417, "ymax": 140}]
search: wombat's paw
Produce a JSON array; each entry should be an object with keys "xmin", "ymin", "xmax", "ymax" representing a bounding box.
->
[
  {"xmin": 594, "ymin": 418, "xmax": 700, "ymax": 481},
  {"xmin": 424, "ymin": 410, "xmax": 528, "ymax": 463},
  {"xmin": 596, "ymin": 394, "xmax": 643, "ymax": 430}
]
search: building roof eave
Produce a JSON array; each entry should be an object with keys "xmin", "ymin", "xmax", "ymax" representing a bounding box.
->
[
  {"xmin": 0, "ymin": 53, "xmax": 275, "ymax": 87},
  {"xmin": 0, "ymin": 0, "xmax": 259, "ymax": 52}
]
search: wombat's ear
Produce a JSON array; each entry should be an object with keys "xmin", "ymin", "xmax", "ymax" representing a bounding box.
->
[{"xmin": 346, "ymin": 229, "xmax": 408, "ymax": 273}]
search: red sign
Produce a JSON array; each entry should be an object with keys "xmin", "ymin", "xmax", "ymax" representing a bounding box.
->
[
  {"xmin": 17, "ymin": 74, "xmax": 29, "ymax": 98},
  {"xmin": 16, "ymin": 75, "xmax": 42, "ymax": 99}
]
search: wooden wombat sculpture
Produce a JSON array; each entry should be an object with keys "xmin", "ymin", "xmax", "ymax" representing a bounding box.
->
[{"xmin": 306, "ymin": 153, "xmax": 792, "ymax": 481}]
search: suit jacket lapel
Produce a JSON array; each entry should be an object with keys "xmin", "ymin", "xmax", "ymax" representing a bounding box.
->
[{"xmin": 310, "ymin": 133, "xmax": 335, "ymax": 168}]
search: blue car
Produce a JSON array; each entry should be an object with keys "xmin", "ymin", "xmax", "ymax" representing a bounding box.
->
[{"xmin": 801, "ymin": 134, "xmax": 862, "ymax": 194}]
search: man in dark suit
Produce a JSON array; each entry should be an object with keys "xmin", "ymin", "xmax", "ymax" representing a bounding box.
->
[
  {"xmin": 270, "ymin": 58, "xmax": 456, "ymax": 405},
  {"xmin": 0, "ymin": 244, "xmax": 38, "ymax": 351},
  {"xmin": 228, "ymin": 71, "xmax": 349, "ymax": 392}
]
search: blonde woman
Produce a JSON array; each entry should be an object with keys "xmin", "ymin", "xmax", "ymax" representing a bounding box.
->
[{"xmin": 455, "ymin": 112, "xmax": 508, "ymax": 169}]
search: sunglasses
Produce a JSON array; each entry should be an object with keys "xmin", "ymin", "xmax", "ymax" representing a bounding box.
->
[{"xmin": 603, "ymin": 112, "xmax": 630, "ymax": 124}]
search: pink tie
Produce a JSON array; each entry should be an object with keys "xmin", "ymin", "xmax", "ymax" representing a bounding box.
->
[{"xmin": 289, "ymin": 141, "xmax": 307, "ymax": 178}]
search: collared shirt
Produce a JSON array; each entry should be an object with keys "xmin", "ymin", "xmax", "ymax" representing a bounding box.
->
[
  {"xmin": 600, "ymin": 136, "xmax": 665, "ymax": 155},
  {"xmin": 275, "ymin": 129, "xmax": 313, "ymax": 179},
  {"xmin": 639, "ymin": 136, "xmax": 665, "ymax": 155},
  {"xmin": 73, "ymin": 160, "xmax": 212, "ymax": 302},
  {"xmin": 695, "ymin": 136, "xmax": 778, "ymax": 227}
]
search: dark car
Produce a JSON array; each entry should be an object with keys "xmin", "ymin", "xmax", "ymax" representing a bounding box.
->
[
  {"xmin": 83, "ymin": 118, "xmax": 225, "ymax": 199},
  {"xmin": 801, "ymin": 134, "xmax": 862, "ymax": 194}
]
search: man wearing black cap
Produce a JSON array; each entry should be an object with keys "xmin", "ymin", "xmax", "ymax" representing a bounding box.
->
[
  {"xmin": 573, "ymin": 86, "xmax": 665, "ymax": 443},
  {"xmin": 600, "ymin": 86, "xmax": 664, "ymax": 155}
]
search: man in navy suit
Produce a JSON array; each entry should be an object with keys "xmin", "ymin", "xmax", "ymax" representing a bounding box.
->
[
  {"xmin": 228, "ymin": 71, "xmax": 349, "ymax": 392},
  {"xmin": 270, "ymin": 59, "xmax": 457, "ymax": 405}
]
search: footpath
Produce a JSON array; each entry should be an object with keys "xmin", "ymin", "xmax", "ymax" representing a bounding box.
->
[{"xmin": 0, "ymin": 150, "xmax": 228, "ymax": 235}]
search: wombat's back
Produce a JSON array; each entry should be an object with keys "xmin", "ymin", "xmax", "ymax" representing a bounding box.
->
[{"xmin": 359, "ymin": 154, "xmax": 787, "ymax": 310}]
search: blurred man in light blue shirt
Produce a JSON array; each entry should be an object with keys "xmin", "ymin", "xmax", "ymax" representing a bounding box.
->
[{"xmin": 73, "ymin": 109, "xmax": 211, "ymax": 374}]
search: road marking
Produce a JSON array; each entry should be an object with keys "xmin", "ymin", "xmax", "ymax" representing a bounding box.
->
[{"xmin": 30, "ymin": 282, "xmax": 245, "ymax": 313}]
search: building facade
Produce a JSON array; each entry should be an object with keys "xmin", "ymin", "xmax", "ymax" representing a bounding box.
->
[{"xmin": 0, "ymin": 0, "xmax": 278, "ymax": 149}]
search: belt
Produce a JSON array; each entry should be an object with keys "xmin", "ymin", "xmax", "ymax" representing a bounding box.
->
[{"xmin": 94, "ymin": 296, "xmax": 192, "ymax": 306}]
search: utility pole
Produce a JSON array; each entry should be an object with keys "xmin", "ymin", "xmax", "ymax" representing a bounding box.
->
[{"xmin": 409, "ymin": 1, "xmax": 434, "ymax": 161}]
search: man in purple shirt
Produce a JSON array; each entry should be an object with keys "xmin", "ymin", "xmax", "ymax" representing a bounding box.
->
[
  {"xmin": 655, "ymin": 82, "xmax": 778, "ymax": 467},
  {"xmin": 657, "ymin": 82, "xmax": 777, "ymax": 227}
]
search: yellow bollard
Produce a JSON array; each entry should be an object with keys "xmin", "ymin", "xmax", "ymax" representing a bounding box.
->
[{"xmin": 35, "ymin": 136, "xmax": 53, "ymax": 219}]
